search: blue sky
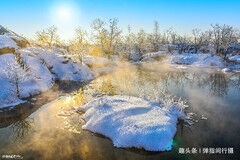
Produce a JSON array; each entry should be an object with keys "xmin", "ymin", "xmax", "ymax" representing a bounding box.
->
[{"xmin": 1, "ymin": 0, "xmax": 240, "ymax": 40}]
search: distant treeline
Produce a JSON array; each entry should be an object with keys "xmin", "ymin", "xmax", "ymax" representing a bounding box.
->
[{"xmin": 35, "ymin": 18, "xmax": 240, "ymax": 60}]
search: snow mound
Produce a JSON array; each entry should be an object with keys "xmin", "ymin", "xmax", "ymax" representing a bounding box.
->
[
  {"xmin": 171, "ymin": 53, "xmax": 224, "ymax": 67},
  {"xmin": 0, "ymin": 35, "xmax": 18, "ymax": 49},
  {"xmin": 78, "ymin": 95, "xmax": 185, "ymax": 151},
  {"xmin": 19, "ymin": 47, "xmax": 95, "ymax": 81}
]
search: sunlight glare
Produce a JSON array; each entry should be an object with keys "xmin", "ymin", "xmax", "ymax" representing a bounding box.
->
[{"xmin": 57, "ymin": 5, "xmax": 72, "ymax": 21}]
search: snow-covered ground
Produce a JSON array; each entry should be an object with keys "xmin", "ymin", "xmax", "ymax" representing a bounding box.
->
[
  {"xmin": 0, "ymin": 54, "xmax": 27, "ymax": 108},
  {"xmin": 228, "ymin": 55, "xmax": 240, "ymax": 63},
  {"xmin": 0, "ymin": 39, "xmax": 95, "ymax": 108},
  {"xmin": 170, "ymin": 53, "xmax": 224, "ymax": 67},
  {"xmin": 0, "ymin": 35, "xmax": 18, "ymax": 49},
  {"xmin": 19, "ymin": 47, "xmax": 95, "ymax": 81},
  {"xmin": 142, "ymin": 52, "xmax": 240, "ymax": 71},
  {"xmin": 78, "ymin": 95, "xmax": 185, "ymax": 151}
]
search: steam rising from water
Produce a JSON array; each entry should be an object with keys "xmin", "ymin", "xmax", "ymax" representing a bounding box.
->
[{"xmin": 1, "ymin": 62, "xmax": 240, "ymax": 159}]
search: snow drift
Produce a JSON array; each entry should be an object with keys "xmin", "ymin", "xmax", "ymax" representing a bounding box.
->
[
  {"xmin": 142, "ymin": 52, "xmax": 225, "ymax": 68},
  {"xmin": 170, "ymin": 53, "xmax": 224, "ymax": 67},
  {"xmin": 78, "ymin": 95, "xmax": 185, "ymax": 151}
]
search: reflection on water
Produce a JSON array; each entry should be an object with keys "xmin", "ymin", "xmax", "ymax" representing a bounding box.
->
[
  {"xmin": 10, "ymin": 117, "xmax": 35, "ymax": 142},
  {"xmin": 0, "ymin": 63, "xmax": 240, "ymax": 160}
]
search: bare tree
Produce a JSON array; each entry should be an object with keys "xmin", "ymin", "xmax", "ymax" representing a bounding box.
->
[
  {"xmin": 124, "ymin": 25, "xmax": 135, "ymax": 59},
  {"xmin": 69, "ymin": 27, "xmax": 89, "ymax": 63},
  {"xmin": 166, "ymin": 29, "xmax": 178, "ymax": 44},
  {"xmin": 135, "ymin": 29, "xmax": 148, "ymax": 56},
  {"xmin": 149, "ymin": 21, "xmax": 161, "ymax": 52},
  {"xmin": 36, "ymin": 26, "xmax": 60, "ymax": 47},
  {"xmin": 91, "ymin": 18, "xmax": 122, "ymax": 59},
  {"xmin": 210, "ymin": 24, "xmax": 238, "ymax": 57},
  {"xmin": 108, "ymin": 18, "xmax": 122, "ymax": 57},
  {"xmin": 191, "ymin": 29, "xmax": 213, "ymax": 54},
  {"xmin": 92, "ymin": 18, "xmax": 107, "ymax": 51},
  {"xmin": 176, "ymin": 35, "xmax": 189, "ymax": 54}
]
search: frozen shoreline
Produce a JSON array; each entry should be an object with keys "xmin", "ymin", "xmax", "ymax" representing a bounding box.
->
[{"xmin": 141, "ymin": 51, "xmax": 240, "ymax": 72}]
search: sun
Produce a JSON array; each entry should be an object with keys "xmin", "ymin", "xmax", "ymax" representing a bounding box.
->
[{"xmin": 56, "ymin": 6, "xmax": 72, "ymax": 21}]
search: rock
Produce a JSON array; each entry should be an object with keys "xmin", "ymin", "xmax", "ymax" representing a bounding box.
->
[
  {"xmin": 0, "ymin": 35, "xmax": 18, "ymax": 54},
  {"xmin": 11, "ymin": 37, "xmax": 29, "ymax": 48},
  {"xmin": 0, "ymin": 25, "xmax": 29, "ymax": 50},
  {"xmin": 0, "ymin": 48, "xmax": 15, "ymax": 55}
]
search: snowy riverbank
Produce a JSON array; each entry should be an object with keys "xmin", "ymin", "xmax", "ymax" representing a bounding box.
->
[
  {"xmin": 0, "ymin": 34, "xmax": 95, "ymax": 108},
  {"xmin": 141, "ymin": 51, "xmax": 240, "ymax": 71}
]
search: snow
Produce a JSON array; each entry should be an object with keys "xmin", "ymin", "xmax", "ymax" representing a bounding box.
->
[
  {"xmin": 130, "ymin": 52, "xmax": 142, "ymax": 61},
  {"xmin": 0, "ymin": 35, "xmax": 18, "ymax": 49},
  {"xmin": 4, "ymin": 33, "xmax": 23, "ymax": 41},
  {"xmin": 19, "ymin": 47, "xmax": 95, "ymax": 81},
  {"xmin": 228, "ymin": 55, "xmax": 240, "ymax": 63},
  {"xmin": 230, "ymin": 44, "xmax": 240, "ymax": 50},
  {"xmin": 0, "ymin": 54, "xmax": 26, "ymax": 108},
  {"xmin": 170, "ymin": 53, "xmax": 224, "ymax": 67},
  {"xmin": 0, "ymin": 46, "xmax": 95, "ymax": 108},
  {"xmin": 78, "ymin": 95, "xmax": 185, "ymax": 151},
  {"xmin": 142, "ymin": 52, "xmax": 225, "ymax": 68},
  {"xmin": 17, "ymin": 49, "xmax": 55, "ymax": 98},
  {"xmin": 192, "ymin": 55, "xmax": 224, "ymax": 67},
  {"xmin": 171, "ymin": 53, "xmax": 198, "ymax": 65}
]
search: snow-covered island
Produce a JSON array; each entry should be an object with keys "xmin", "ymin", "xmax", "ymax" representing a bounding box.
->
[{"xmin": 78, "ymin": 95, "xmax": 186, "ymax": 151}]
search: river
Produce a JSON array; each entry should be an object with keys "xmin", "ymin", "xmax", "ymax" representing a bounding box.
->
[{"xmin": 0, "ymin": 63, "xmax": 239, "ymax": 160}]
